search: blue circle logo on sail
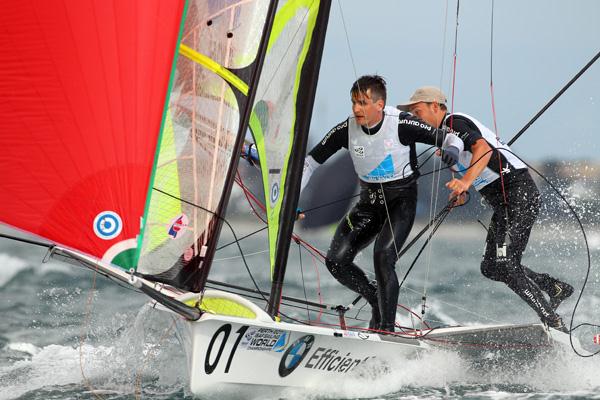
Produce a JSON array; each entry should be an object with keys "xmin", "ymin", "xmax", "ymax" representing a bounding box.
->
[
  {"xmin": 93, "ymin": 211, "xmax": 122, "ymax": 240},
  {"xmin": 270, "ymin": 183, "xmax": 279, "ymax": 203},
  {"xmin": 278, "ymin": 335, "xmax": 314, "ymax": 377}
]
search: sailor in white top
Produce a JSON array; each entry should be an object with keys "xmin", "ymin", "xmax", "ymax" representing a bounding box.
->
[
  {"xmin": 399, "ymin": 86, "xmax": 572, "ymax": 333},
  {"xmin": 300, "ymin": 76, "xmax": 464, "ymax": 333}
]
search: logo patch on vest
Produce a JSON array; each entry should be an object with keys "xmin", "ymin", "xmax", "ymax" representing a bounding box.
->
[
  {"xmin": 363, "ymin": 154, "xmax": 395, "ymax": 181},
  {"xmin": 353, "ymin": 146, "xmax": 365, "ymax": 158}
]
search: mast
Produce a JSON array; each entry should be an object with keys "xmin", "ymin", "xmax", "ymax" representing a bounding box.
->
[
  {"xmin": 192, "ymin": 1, "xmax": 280, "ymax": 293},
  {"xmin": 267, "ymin": 0, "xmax": 332, "ymax": 317}
]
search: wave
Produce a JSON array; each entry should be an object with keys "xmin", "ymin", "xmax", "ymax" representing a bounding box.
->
[
  {"xmin": 0, "ymin": 254, "xmax": 28, "ymax": 288},
  {"xmin": 0, "ymin": 306, "xmax": 189, "ymax": 400},
  {"xmin": 0, "ymin": 252, "xmax": 76, "ymax": 289}
]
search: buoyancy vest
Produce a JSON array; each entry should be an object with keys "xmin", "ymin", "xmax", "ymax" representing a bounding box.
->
[{"xmin": 348, "ymin": 106, "xmax": 415, "ymax": 183}]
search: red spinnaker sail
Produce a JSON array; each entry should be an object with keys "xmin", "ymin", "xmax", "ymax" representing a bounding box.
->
[{"xmin": 0, "ymin": 1, "xmax": 186, "ymax": 265}]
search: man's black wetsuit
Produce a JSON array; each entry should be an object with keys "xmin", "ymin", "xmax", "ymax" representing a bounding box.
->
[
  {"xmin": 443, "ymin": 113, "xmax": 572, "ymax": 326},
  {"xmin": 306, "ymin": 108, "xmax": 463, "ymax": 331}
]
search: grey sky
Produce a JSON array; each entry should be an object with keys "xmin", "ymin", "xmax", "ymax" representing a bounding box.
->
[{"xmin": 310, "ymin": 0, "xmax": 600, "ymax": 161}]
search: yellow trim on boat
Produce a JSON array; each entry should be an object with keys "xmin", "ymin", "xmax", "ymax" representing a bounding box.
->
[{"xmin": 185, "ymin": 297, "xmax": 257, "ymax": 319}]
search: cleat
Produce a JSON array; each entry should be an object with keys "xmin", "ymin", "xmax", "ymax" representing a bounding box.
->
[{"xmin": 549, "ymin": 281, "xmax": 573, "ymax": 311}]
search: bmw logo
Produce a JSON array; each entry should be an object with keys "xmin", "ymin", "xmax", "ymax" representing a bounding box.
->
[
  {"xmin": 278, "ymin": 335, "xmax": 314, "ymax": 377},
  {"xmin": 93, "ymin": 211, "xmax": 123, "ymax": 240}
]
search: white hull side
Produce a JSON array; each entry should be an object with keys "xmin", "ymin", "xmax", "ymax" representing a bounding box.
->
[
  {"xmin": 178, "ymin": 315, "xmax": 426, "ymax": 395},
  {"xmin": 173, "ymin": 290, "xmax": 426, "ymax": 396},
  {"xmin": 168, "ymin": 292, "xmax": 575, "ymax": 396}
]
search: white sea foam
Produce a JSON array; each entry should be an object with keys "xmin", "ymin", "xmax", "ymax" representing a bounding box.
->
[
  {"xmin": 0, "ymin": 343, "xmax": 116, "ymax": 400},
  {"xmin": 0, "ymin": 253, "xmax": 28, "ymax": 287},
  {"xmin": 6, "ymin": 342, "xmax": 40, "ymax": 356}
]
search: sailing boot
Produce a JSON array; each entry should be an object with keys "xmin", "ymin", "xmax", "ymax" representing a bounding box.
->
[
  {"xmin": 549, "ymin": 281, "xmax": 574, "ymax": 311},
  {"xmin": 368, "ymin": 303, "xmax": 381, "ymax": 330},
  {"xmin": 522, "ymin": 268, "xmax": 573, "ymax": 311},
  {"xmin": 543, "ymin": 315, "xmax": 569, "ymax": 334},
  {"xmin": 379, "ymin": 322, "xmax": 395, "ymax": 334}
]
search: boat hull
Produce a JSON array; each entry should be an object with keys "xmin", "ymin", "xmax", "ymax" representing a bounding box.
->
[{"xmin": 174, "ymin": 291, "xmax": 426, "ymax": 396}]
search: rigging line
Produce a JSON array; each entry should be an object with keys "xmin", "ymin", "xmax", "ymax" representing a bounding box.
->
[
  {"xmin": 206, "ymin": 280, "xmax": 328, "ymax": 310},
  {"xmin": 401, "ymin": 279, "xmax": 503, "ymax": 324},
  {"xmin": 419, "ymin": 147, "xmax": 495, "ymax": 178},
  {"xmin": 300, "ymin": 192, "xmax": 360, "ymax": 214},
  {"xmin": 152, "ymin": 188, "xmax": 299, "ymax": 322},
  {"xmin": 500, "ymin": 149, "xmax": 595, "ymax": 357},
  {"xmin": 399, "ymin": 207, "xmax": 452, "ymax": 290},
  {"xmin": 336, "ymin": 0, "xmax": 359, "ymax": 80},
  {"xmin": 237, "ymin": 164, "xmax": 328, "ymax": 262},
  {"xmin": 297, "ymin": 241, "xmax": 311, "ymax": 321},
  {"xmin": 421, "ymin": 0, "xmax": 462, "ymax": 323},
  {"xmin": 508, "ymin": 48, "xmax": 600, "ymax": 146},
  {"xmin": 213, "ymin": 249, "xmax": 269, "ymax": 262},
  {"xmin": 397, "ymin": 194, "xmax": 470, "ymax": 260},
  {"xmin": 311, "ymin": 256, "xmax": 325, "ymax": 322},
  {"xmin": 0, "ymin": 233, "xmax": 52, "ymax": 248},
  {"xmin": 488, "ymin": 0, "xmax": 509, "ymax": 221},
  {"xmin": 438, "ymin": 0, "xmax": 451, "ymax": 89},
  {"xmin": 216, "ymin": 226, "xmax": 268, "ymax": 251}
]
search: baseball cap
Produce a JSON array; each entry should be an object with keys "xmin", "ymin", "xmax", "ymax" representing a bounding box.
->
[{"xmin": 396, "ymin": 86, "xmax": 447, "ymax": 111}]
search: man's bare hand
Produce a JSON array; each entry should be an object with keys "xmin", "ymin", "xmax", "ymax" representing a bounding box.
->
[{"xmin": 445, "ymin": 178, "xmax": 469, "ymax": 198}]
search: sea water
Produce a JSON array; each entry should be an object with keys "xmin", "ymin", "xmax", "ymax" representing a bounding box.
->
[{"xmin": 1, "ymin": 222, "xmax": 599, "ymax": 399}]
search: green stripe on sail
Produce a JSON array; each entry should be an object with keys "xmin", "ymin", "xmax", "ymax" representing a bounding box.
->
[
  {"xmin": 133, "ymin": 1, "xmax": 190, "ymax": 269},
  {"xmin": 145, "ymin": 110, "xmax": 183, "ymax": 252}
]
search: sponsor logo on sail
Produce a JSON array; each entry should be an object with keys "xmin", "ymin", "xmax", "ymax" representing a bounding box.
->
[
  {"xmin": 278, "ymin": 335, "xmax": 314, "ymax": 377},
  {"xmin": 167, "ymin": 214, "xmax": 188, "ymax": 239},
  {"xmin": 93, "ymin": 211, "xmax": 122, "ymax": 240},
  {"xmin": 270, "ymin": 183, "xmax": 279, "ymax": 203}
]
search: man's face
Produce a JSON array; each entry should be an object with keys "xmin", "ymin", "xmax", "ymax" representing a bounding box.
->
[
  {"xmin": 409, "ymin": 102, "xmax": 440, "ymax": 127},
  {"xmin": 351, "ymin": 90, "xmax": 384, "ymax": 127}
]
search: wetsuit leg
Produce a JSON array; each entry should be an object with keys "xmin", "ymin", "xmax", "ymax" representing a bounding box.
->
[
  {"xmin": 372, "ymin": 185, "xmax": 417, "ymax": 331},
  {"xmin": 325, "ymin": 203, "xmax": 383, "ymax": 310},
  {"xmin": 480, "ymin": 174, "xmax": 558, "ymax": 322}
]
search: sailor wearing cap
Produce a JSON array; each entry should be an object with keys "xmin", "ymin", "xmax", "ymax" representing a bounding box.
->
[{"xmin": 398, "ymin": 86, "xmax": 573, "ymax": 333}]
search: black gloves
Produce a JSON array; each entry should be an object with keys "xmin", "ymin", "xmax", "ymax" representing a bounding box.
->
[{"xmin": 441, "ymin": 145, "xmax": 459, "ymax": 167}]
